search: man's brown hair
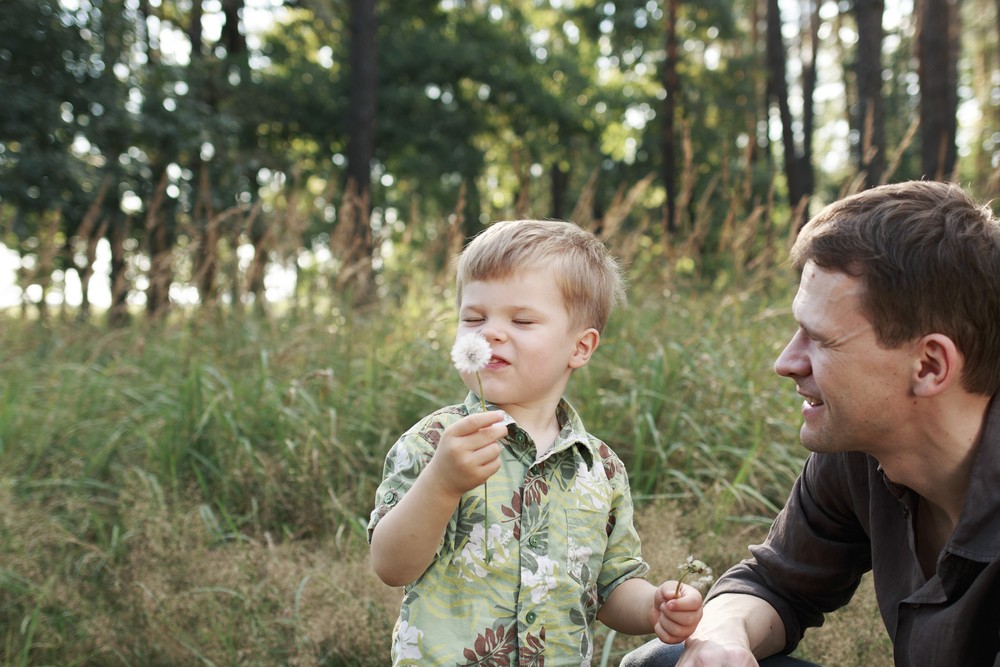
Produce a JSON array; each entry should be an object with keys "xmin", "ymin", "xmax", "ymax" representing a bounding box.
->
[{"xmin": 791, "ymin": 180, "xmax": 1000, "ymax": 395}]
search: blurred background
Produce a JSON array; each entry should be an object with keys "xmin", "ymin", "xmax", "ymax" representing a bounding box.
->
[{"xmin": 0, "ymin": 0, "xmax": 995, "ymax": 664}]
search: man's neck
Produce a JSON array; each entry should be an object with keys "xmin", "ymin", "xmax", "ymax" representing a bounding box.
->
[{"xmin": 879, "ymin": 393, "xmax": 989, "ymax": 524}]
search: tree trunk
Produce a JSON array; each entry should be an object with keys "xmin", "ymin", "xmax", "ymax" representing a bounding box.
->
[
  {"xmin": 799, "ymin": 0, "xmax": 820, "ymax": 211},
  {"xmin": 766, "ymin": 0, "xmax": 806, "ymax": 222},
  {"xmin": 749, "ymin": 0, "xmax": 768, "ymax": 204},
  {"xmin": 108, "ymin": 215, "xmax": 132, "ymax": 327},
  {"xmin": 193, "ymin": 167, "xmax": 222, "ymax": 306},
  {"xmin": 188, "ymin": 0, "xmax": 203, "ymax": 59},
  {"xmin": 918, "ymin": 0, "xmax": 960, "ymax": 180},
  {"xmin": 75, "ymin": 177, "xmax": 110, "ymax": 321},
  {"xmin": 144, "ymin": 170, "xmax": 173, "ymax": 318},
  {"xmin": 344, "ymin": 0, "xmax": 377, "ymax": 299},
  {"xmin": 551, "ymin": 161, "xmax": 568, "ymax": 221},
  {"xmin": 661, "ymin": 0, "xmax": 680, "ymax": 234},
  {"xmin": 221, "ymin": 0, "xmax": 245, "ymax": 56},
  {"xmin": 855, "ymin": 0, "xmax": 886, "ymax": 187}
]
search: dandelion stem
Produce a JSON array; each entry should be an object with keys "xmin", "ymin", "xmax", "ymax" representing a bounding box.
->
[
  {"xmin": 476, "ymin": 369, "xmax": 490, "ymax": 562},
  {"xmin": 476, "ymin": 371, "xmax": 486, "ymax": 412},
  {"xmin": 674, "ymin": 575, "xmax": 687, "ymax": 599}
]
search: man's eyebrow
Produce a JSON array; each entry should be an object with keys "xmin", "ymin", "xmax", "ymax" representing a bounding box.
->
[{"xmin": 796, "ymin": 319, "xmax": 828, "ymax": 342}]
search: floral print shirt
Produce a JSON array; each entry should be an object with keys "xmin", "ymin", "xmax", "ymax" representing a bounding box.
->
[{"xmin": 368, "ymin": 392, "xmax": 650, "ymax": 666}]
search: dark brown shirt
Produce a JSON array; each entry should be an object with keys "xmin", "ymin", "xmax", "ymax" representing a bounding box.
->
[{"xmin": 708, "ymin": 397, "xmax": 1000, "ymax": 666}]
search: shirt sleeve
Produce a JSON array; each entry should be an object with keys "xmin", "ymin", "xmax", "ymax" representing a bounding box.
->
[
  {"xmin": 595, "ymin": 443, "xmax": 650, "ymax": 603},
  {"xmin": 705, "ymin": 452, "xmax": 874, "ymax": 653},
  {"xmin": 366, "ymin": 410, "xmax": 453, "ymax": 545}
]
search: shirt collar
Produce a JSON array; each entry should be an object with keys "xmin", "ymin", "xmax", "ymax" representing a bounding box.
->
[
  {"xmin": 460, "ymin": 392, "xmax": 596, "ymax": 459},
  {"xmin": 948, "ymin": 394, "xmax": 1000, "ymax": 560}
]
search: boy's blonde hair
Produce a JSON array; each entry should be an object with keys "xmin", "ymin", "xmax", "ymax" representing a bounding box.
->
[{"xmin": 455, "ymin": 219, "xmax": 626, "ymax": 333}]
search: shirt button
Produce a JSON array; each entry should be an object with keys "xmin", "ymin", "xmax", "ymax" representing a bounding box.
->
[
  {"xmin": 384, "ymin": 490, "xmax": 398, "ymax": 506},
  {"xmin": 525, "ymin": 611, "xmax": 537, "ymax": 624},
  {"xmin": 528, "ymin": 536, "xmax": 540, "ymax": 548}
]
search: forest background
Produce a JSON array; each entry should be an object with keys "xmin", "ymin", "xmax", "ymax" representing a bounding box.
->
[{"xmin": 1, "ymin": 0, "xmax": 998, "ymax": 664}]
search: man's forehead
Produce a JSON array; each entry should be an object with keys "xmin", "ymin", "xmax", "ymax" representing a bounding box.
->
[{"xmin": 793, "ymin": 262, "xmax": 871, "ymax": 329}]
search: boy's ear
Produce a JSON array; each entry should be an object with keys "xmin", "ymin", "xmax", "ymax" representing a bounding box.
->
[
  {"xmin": 569, "ymin": 328, "xmax": 600, "ymax": 369},
  {"xmin": 911, "ymin": 333, "xmax": 961, "ymax": 397}
]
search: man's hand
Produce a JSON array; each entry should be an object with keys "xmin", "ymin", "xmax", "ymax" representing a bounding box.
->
[
  {"xmin": 672, "ymin": 593, "xmax": 785, "ymax": 666},
  {"xmin": 676, "ymin": 637, "xmax": 758, "ymax": 666}
]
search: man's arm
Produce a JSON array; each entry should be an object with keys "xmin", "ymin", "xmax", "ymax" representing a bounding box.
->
[{"xmin": 675, "ymin": 593, "xmax": 786, "ymax": 666}]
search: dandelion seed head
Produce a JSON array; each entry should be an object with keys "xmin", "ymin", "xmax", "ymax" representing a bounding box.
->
[
  {"xmin": 679, "ymin": 556, "xmax": 711, "ymax": 577},
  {"xmin": 675, "ymin": 555, "xmax": 714, "ymax": 596},
  {"xmin": 451, "ymin": 334, "xmax": 492, "ymax": 374}
]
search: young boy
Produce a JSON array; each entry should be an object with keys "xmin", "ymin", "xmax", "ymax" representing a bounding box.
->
[{"xmin": 368, "ymin": 219, "xmax": 703, "ymax": 665}]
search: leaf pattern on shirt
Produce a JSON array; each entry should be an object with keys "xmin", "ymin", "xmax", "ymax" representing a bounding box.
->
[
  {"xmin": 369, "ymin": 395, "xmax": 650, "ymax": 666},
  {"xmin": 420, "ymin": 421, "xmax": 444, "ymax": 448},
  {"xmin": 518, "ymin": 627, "xmax": 546, "ymax": 667},
  {"xmin": 500, "ymin": 489, "xmax": 522, "ymax": 540},
  {"xmin": 570, "ymin": 461, "xmax": 613, "ymax": 513},
  {"xmin": 460, "ymin": 622, "xmax": 518, "ymax": 666},
  {"xmin": 522, "ymin": 475, "xmax": 549, "ymax": 507},
  {"xmin": 598, "ymin": 443, "xmax": 623, "ymax": 479}
]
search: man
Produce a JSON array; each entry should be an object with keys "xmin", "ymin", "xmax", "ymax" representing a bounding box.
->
[{"xmin": 623, "ymin": 180, "xmax": 1000, "ymax": 666}]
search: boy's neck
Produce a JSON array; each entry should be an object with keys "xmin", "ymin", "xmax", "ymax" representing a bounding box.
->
[
  {"xmin": 529, "ymin": 420, "xmax": 561, "ymax": 455},
  {"xmin": 502, "ymin": 403, "xmax": 562, "ymax": 455}
]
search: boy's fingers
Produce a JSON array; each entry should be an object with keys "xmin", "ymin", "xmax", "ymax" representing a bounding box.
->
[
  {"xmin": 473, "ymin": 440, "xmax": 502, "ymax": 466},
  {"xmin": 448, "ymin": 410, "xmax": 506, "ymax": 437}
]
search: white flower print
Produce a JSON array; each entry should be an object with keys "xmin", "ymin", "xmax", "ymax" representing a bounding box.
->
[
  {"xmin": 394, "ymin": 620, "xmax": 423, "ymax": 660},
  {"xmin": 570, "ymin": 461, "xmax": 610, "ymax": 512},
  {"xmin": 522, "ymin": 555, "xmax": 558, "ymax": 604}
]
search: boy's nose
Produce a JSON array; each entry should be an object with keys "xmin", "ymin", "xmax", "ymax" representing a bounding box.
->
[{"xmin": 480, "ymin": 325, "xmax": 507, "ymax": 343}]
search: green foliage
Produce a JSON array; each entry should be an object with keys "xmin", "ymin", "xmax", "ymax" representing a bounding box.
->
[{"xmin": 0, "ymin": 247, "xmax": 902, "ymax": 662}]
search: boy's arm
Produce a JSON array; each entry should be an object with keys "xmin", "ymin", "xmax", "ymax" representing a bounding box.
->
[
  {"xmin": 596, "ymin": 578, "xmax": 703, "ymax": 642},
  {"xmin": 370, "ymin": 411, "xmax": 507, "ymax": 587}
]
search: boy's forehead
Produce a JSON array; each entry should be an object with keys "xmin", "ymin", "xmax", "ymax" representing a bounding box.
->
[{"xmin": 459, "ymin": 272, "xmax": 567, "ymax": 309}]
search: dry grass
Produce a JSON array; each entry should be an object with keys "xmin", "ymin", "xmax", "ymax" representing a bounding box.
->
[
  {"xmin": 2, "ymin": 481, "xmax": 889, "ymax": 666},
  {"xmin": 1, "ymin": 474, "xmax": 400, "ymax": 666},
  {"xmin": 601, "ymin": 502, "xmax": 892, "ymax": 666}
]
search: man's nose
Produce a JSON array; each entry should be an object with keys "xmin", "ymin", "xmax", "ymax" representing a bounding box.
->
[{"xmin": 774, "ymin": 331, "xmax": 808, "ymax": 378}]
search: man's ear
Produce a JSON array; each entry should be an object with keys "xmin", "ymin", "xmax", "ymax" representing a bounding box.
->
[
  {"xmin": 912, "ymin": 333, "xmax": 962, "ymax": 397},
  {"xmin": 569, "ymin": 328, "xmax": 600, "ymax": 369}
]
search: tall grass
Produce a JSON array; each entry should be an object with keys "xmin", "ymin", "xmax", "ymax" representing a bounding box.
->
[{"xmin": 0, "ymin": 259, "xmax": 890, "ymax": 664}]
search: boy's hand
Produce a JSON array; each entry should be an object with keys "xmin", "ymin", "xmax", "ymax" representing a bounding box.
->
[
  {"xmin": 650, "ymin": 580, "xmax": 704, "ymax": 645},
  {"xmin": 425, "ymin": 411, "xmax": 507, "ymax": 498}
]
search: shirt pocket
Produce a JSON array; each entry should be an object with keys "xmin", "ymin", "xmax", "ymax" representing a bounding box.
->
[
  {"xmin": 563, "ymin": 506, "xmax": 610, "ymax": 587},
  {"xmin": 561, "ymin": 506, "xmax": 610, "ymax": 627}
]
